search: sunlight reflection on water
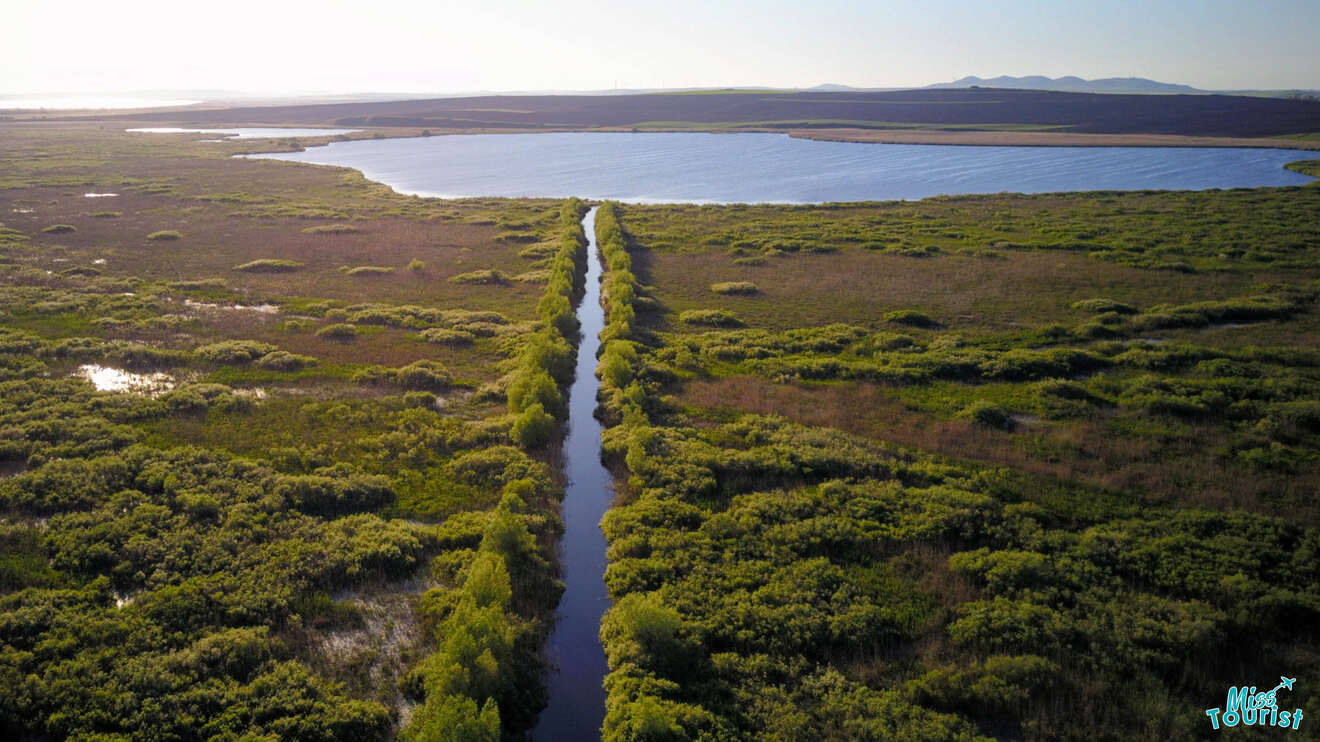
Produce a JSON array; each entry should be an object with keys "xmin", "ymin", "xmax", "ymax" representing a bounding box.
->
[{"xmin": 77, "ymin": 365, "xmax": 175, "ymax": 396}]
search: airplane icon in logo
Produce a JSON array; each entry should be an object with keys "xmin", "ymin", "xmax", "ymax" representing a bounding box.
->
[{"xmin": 1275, "ymin": 677, "xmax": 1297, "ymax": 693}]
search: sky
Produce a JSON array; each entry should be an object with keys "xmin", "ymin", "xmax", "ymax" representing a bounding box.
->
[{"xmin": 4, "ymin": 0, "xmax": 1318, "ymax": 96}]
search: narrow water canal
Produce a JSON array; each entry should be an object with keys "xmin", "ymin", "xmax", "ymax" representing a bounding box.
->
[{"xmin": 533, "ymin": 206, "xmax": 611, "ymax": 740}]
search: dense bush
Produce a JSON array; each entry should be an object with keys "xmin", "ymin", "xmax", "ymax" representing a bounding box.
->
[
  {"xmin": 679, "ymin": 309, "xmax": 742, "ymax": 327},
  {"xmin": 394, "ymin": 360, "xmax": 453, "ymax": 391},
  {"xmin": 420, "ymin": 328, "xmax": 475, "ymax": 346},
  {"xmin": 255, "ymin": 350, "xmax": 315, "ymax": 371},
  {"xmin": 511, "ymin": 402, "xmax": 555, "ymax": 448},
  {"xmin": 195, "ymin": 339, "xmax": 279, "ymax": 364},
  {"xmin": 316, "ymin": 323, "xmax": 358, "ymax": 340},
  {"xmin": 961, "ymin": 400, "xmax": 1013, "ymax": 429},
  {"xmin": 503, "ymin": 197, "xmax": 588, "ymax": 450},
  {"xmin": 884, "ymin": 308, "xmax": 940, "ymax": 328},
  {"xmin": 507, "ymin": 367, "xmax": 565, "ymax": 419}
]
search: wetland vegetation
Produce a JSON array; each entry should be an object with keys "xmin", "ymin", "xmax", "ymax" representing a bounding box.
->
[
  {"xmin": 590, "ymin": 169, "xmax": 1320, "ymax": 740},
  {"xmin": 3, "ymin": 118, "xmax": 1320, "ymax": 742},
  {"xmin": 0, "ymin": 124, "xmax": 588, "ymax": 740}
]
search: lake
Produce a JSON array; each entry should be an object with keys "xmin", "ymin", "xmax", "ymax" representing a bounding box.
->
[{"xmin": 244, "ymin": 132, "xmax": 1314, "ymax": 203}]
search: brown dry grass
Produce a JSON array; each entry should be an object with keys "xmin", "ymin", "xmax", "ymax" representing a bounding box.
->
[
  {"xmin": 0, "ymin": 123, "xmax": 562, "ymax": 383},
  {"xmin": 679, "ymin": 376, "xmax": 1320, "ymax": 523},
  {"xmin": 642, "ymin": 244, "xmax": 1298, "ymax": 333}
]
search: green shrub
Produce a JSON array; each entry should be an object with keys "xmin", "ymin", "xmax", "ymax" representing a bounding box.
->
[
  {"xmin": 42, "ymin": 224, "xmax": 76, "ymax": 234},
  {"xmin": 514, "ymin": 269, "xmax": 551, "ymax": 283},
  {"xmin": 1071, "ymin": 298, "xmax": 1137, "ymax": 314},
  {"xmin": 872, "ymin": 332, "xmax": 917, "ymax": 351},
  {"xmin": 394, "ymin": 360, "xmax": 452, "ymax": 391},
  {"xmin": 407, "ymin": 259, "xmax": 426, "ymax": 272},
  {"xmin": 146, "ymin": 230, "xmax": 182, "ymax": 241},
  {"xmin": 600, "ymin": 592, "xmax": 685, "ymax": 671},
  {"xmin": 449, "ymin": 269, "xmax": 509, "ymax": 285},
  {"xmin": 1036, "ymin": 379, "xmax": 1093, "ymax": 401},
  {"xmin": 450, "ymin": 446, "xmax": 548, "ymax": 490},
  {"xmin": 440, "ymin": 310, "xmax": 509, "ymax": 327},
  {"xmin": 884, "ymin": 309, "xmax": 940, "ymax": 328},
  {"xmin": 315, "ymin": 323, "xmax": 358, "ymax": 340},
  {"xmin": 403, "ymin": 390, "xmax": 437, "ymax": 407},
  {"xmin": 195, "ymin": 340, "xmax": 279, "ymax": 364},
  {"xmin": 710, "ymin": 281, "xmax": 759, "ymax": 295},
  {"xmin": 511, "ymin": 403, "xmax": 555, "ymax": 448},
  {"xmin": 344, "ymin": 265, "xmax": 395, "ymax": 276},
  {"xmin": 274, "ymin": 471, "xmax": 395, "ymax": 516},
  {"xmin": 255, "ymin": 350, "xmax": 314, "ymax": 371},
  {"xmin": 419, "ymin": 328, "xmax": 475, "ymax": 346},
  {"xmin": 598, "ymin": 342, "xmax": 638, "ymax": 390},
  {"xmin": 301, "ymin": 224, "xmax": 359, "ymax": 235},
  {"xmin": 507, "ymin": 368, "xmax": 565, "ymax": 418},
  {"xmin": 1153, "ymin": 261, "xmax": 1195, "ymax": 273},
  {"xmin": 91, "ymin": 211, "xmax": 120, "ymax": 218},
  {"xmin": 521, "ymin": 331, "xmax": 575, "ymax": 384},
  {"xmin": 679, "ymin": 309, "xmax": 742, "ymax": 327},
  {"xmin": 961, "ymin": 400, "xmax": 1013, "ymax": 429},
  {"xmin": 233, "ymin": 259, "xmax": 304, "ymax": 273}
]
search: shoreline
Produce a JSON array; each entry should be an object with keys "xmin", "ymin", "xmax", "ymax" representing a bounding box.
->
[
  {"xmin": 784, "ymin": 127, "xmax": 1320, "ymax": 150},
  {"xmin": 10, "ymin": 117, "xmax": 1320, "ymax": 152}
]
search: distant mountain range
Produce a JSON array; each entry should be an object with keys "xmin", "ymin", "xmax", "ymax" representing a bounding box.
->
[{"xmin": 924, "ymin": 76, "xmax": 1204, "ymax": 94}]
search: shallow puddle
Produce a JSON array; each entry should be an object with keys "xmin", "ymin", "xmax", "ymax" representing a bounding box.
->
[
  {"xmin": 77, "ymin": 364, "xmax": 175, "ymax": 396},
  {"xmin": 183, "ymin": 299, "xmax": 279, "ymax": 314}
]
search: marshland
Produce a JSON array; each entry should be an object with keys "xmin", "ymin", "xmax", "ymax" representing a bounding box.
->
[{"xmin": 3, "ymin": 23, "xmax": 1320, "ymax": 740}]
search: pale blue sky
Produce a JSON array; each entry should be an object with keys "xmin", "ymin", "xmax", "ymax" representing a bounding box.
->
[{"xmin": 4, "ymin": 0, "xmax": 1317, "ymax": 95}]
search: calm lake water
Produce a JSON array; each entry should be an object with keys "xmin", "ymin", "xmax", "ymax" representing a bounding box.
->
[
  {"xmin": 245, "ymin": 132, "xmax": 1314, "ymax": 203},
  {"xmin": 533, "ymin": 207, "xmax": 611, "ymax": 741}
]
